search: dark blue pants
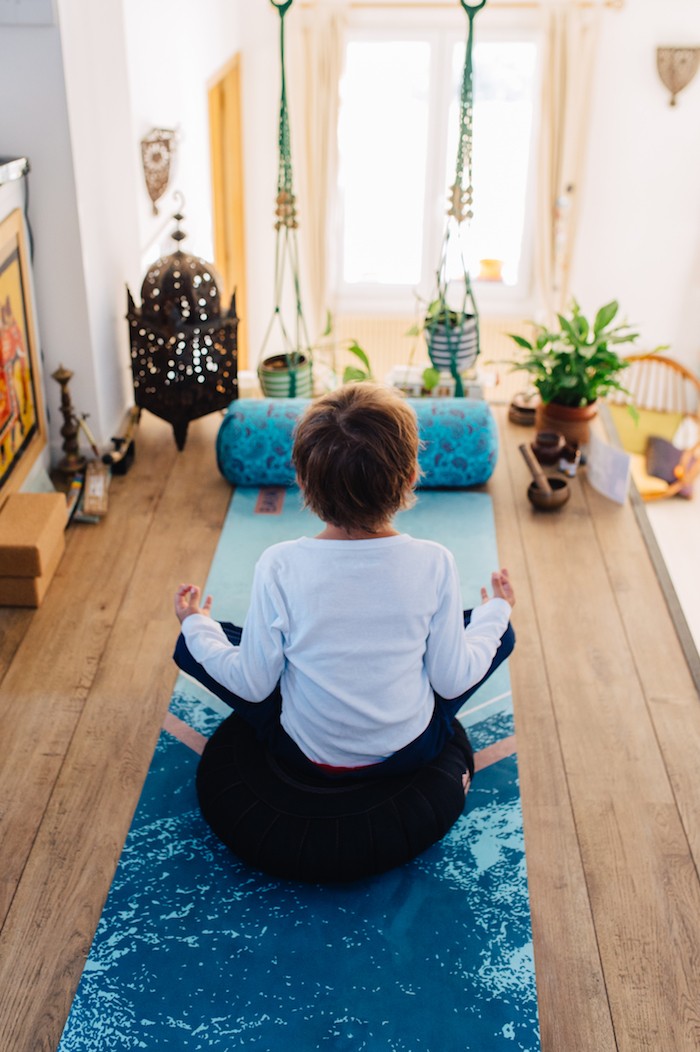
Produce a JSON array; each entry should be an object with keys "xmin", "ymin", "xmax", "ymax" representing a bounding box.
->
[{"xmin": 173, "ymin": 611, "xmax": 515, "ymax": 779}]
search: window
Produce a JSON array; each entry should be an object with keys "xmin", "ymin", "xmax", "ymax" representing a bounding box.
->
[{"xmin": 335, "ymin": 19, "xmax": 541, "ymax": 315}]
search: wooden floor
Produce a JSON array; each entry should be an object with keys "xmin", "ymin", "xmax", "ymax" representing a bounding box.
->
[{"xmin": 1, "ymin": 406, "xmax": 699, "ymax": 1051}]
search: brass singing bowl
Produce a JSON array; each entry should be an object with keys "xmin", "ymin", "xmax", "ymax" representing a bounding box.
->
[{"xmin": 527, "ymin": 477, "xmax": 570, "ymax": 511}]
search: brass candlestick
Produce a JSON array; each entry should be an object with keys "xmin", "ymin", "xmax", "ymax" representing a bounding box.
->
[{"xmin": 52, "ymin": 365, "xmax": 87, "ymax": 479}]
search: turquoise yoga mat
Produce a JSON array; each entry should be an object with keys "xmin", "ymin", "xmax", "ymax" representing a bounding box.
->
[{"xmin": 59, "ymin": 487, "xmax": 540, "ymax": 1052}]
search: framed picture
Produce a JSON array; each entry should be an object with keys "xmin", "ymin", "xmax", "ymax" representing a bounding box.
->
[{"xmin": 0, "ymin": 208, "xmax": 47, "ymax": 497}]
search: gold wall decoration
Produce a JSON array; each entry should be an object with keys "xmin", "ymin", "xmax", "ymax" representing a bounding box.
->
[
  {"xmin": 657, "ymin": 47, "xmax": 700, "ymax": 107},
  {"xmin": 140, "ymin": 128, "xmax": 178, "ymax": 214}
]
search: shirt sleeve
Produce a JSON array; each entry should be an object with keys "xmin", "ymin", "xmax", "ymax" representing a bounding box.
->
[
  {"xmin": 180, "ymin": 557, "xmax": 287, "ymax": 702},
  {"xmin": 423, "ymin": 551, "xmax": 511, "ymax": 699}
]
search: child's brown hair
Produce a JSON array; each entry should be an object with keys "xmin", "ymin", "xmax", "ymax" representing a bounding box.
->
[{"xmin": 292, "ymin": 382, "xmax": 420, "ymax": 533}]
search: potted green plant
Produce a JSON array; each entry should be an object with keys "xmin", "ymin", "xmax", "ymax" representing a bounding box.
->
[
  {"xmin": 340, "ymin": 340, "xmax": 375, "ymax": 385},
  {"xmin": 258, "ymin": 308, "xmax": 376, "ymax": 398},
  {"xmin": 506, "ymin": 299, "xmax": 642, "ymax": 443},
  {"xmin": 258, "ymin": 349, "xmax": 314, "ymax": 398},
  {"xmin": 407, "ymin": 283, "xmax": 479, "ymax": 398},
  {"xmin": 317, "ymin": 311, "xmax": 375, "ymax": 386}
]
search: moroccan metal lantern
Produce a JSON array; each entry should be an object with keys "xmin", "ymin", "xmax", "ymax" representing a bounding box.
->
[{"xmin": 126, "ymin": 213, "xmax": 238, "ymax": 449}]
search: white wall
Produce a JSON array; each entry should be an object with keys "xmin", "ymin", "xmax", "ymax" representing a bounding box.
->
[
  {"xmin": 2, "ymin": 0, "xmax": 698, "ymax": 469},
  {"xmin": 572, "ymin": 0, "xmax": 700, "ymax": 369},
  {"xmin": 0, "ymin": 16, "xmax": 98, "ymax": 460},
  {"xmin": 240, "ymin": 1, "xmax": 290, "ymax": 367},
  {"xmin": 57, "ymin": 0, "xmax": 142, "ymax": 449},
  {"xmin": 241, "ymin": 1, "xmax": 700, "ymax": 374},
  {"xmin": 123, "ymin": 0, "xmax": 243, "ymax": 271},
  {"xmin": 0, "ymin": 0, "xmax": 246, "ymax": 465}
]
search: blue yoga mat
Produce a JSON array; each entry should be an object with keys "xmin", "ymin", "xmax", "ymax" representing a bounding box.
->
[{"xmin": 59, "ymin": 487, "xmax": 540, "ymax": 1052}]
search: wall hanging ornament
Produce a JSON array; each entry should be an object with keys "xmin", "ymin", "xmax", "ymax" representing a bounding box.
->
[
  {"xmin": 126, "ymin": 202, "xmax": 238, "ymax": 450},
  {"xmin": 424, "ymin": 0, "xmax": 487, "ymax": 398},
  {"xmin": 140, "ymin": 128, "xmax": 178, "ymax": 215},
  {"xmin": 257, "ymin": 0, "xmax": 313, "ymax": 399},
  {"xmin": 656, "ymin": 47, "xmax": 700, "ymax": 107}
]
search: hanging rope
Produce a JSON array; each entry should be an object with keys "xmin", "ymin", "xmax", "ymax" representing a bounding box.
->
[
  {"xmin": 428, "ymin": 0, "xmax": 487, "ymax": 397},
  {"xmin": 447, "ymin": 0, "xmax": 487, "ymax": 223},
  {"xmin": 260, "ymin": 0, "xmax": 312, "ymax": 397}
]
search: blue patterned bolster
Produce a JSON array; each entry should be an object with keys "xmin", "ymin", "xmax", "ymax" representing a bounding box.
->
[{"xmin": 216, "ymin": 397, "xmax": 498, "ymax": 488}]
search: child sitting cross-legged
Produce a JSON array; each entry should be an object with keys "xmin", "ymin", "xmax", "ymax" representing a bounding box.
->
[{"xmin": 173, "ymin": 382, "xmax": 515, "ymax": 788}]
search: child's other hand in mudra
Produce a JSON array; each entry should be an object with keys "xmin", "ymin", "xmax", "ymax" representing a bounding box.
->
[
  {"xmin": 175, "ymin": 584, "xmax": 213, "ymax": 623},
  {"xmin": 480, "ymin": 568, "xmax": 515, "ymax": 608}
]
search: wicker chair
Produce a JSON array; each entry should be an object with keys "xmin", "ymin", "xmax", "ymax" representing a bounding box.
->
[{"xmin": 607, "ymin": 353, "xmax": 700, "ymax": 501}]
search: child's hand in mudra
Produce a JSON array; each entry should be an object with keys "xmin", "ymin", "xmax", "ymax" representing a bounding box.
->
[
  {"xmin": 480, "ymin": 568, "xmax": 515, "ymax": 608},
  {"xmin": 175, "ymin": 583, "xmax": 213, "ymax": 624}
]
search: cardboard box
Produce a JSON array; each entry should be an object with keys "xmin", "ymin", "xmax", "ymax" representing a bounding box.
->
[
  {"xmin": 0, "ymin": 492, "xmax": 67, "ymax": 577},
  {"xmin": 0, "ymin": 526, "xmax": 65, "ymax": 607}
]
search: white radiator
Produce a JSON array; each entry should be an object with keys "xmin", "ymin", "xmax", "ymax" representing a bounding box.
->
[
  {"xmin": 331, "ymin": 314, "xmax": 533, "ymax": 402},
  {"xmin": 243, "ymin": 315, "xmax": 534, "ymax": 401}
]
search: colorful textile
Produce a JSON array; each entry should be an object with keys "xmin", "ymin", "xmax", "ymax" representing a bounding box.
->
[
  {"xmin": 59, "ymin": 488, "xmax": 539, "ymax": 1052},
  {"xmin": 216, "ymin": 397, "xmax": 498, "ymax": 488}
]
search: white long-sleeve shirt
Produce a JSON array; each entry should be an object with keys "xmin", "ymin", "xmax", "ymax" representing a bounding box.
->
[{"xmin": 181, "ymin": 534, "xmax": 510, "ymax": 767}]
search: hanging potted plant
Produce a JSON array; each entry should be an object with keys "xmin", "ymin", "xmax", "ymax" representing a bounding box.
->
[
  {"xmin": 424, "ymin": 298, "xmax": 479, "ymax": 374},
  {"xmin": 408, "ymin": 279, "xmax": 480, "ymax": 393},
  {"xmin": 408, "ymin": 0, "xmax": 486, "ymax": 398},
  {"xmin": 258, "ymin": 353, "xmax": 313, "ymax": 398},
  {"xmin": 257, "ymin": 0, "xmax": 314, "ymax": 399},
  {"xmin": 506, "ymin": 299, "xmax": 642, "ymax": 444},
  {"xmin": 406, "ymin": 288, "xmax": 479, "ymax": 397},
  {"xmin": 258, "ymin": 314, "xmax": 314, "ymax": 399}
]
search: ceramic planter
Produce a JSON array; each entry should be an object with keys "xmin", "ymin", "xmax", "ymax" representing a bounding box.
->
[
  {"xmin": 535, "ymin": 400, "xmax": 598, "ymax": 445},
  {"xmin": 257, "ymin": 353, "xmax": 313, "ymax": 398},
  {"xmin": 426, "ymin": 317, "xmax": 479, "ymax": 377}
]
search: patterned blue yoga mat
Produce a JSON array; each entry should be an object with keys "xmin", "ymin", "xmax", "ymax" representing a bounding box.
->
[{"xmin": 59, "ymin": 487, "xmax": 540, "ymax": 1052}]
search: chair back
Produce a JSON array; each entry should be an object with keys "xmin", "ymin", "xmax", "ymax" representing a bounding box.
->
[{"xmin": 609, "ymin": 353, "xmax": 700, "ymax": 415}]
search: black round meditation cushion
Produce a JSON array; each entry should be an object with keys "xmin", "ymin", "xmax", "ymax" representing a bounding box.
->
[{"xmin": 196, "ymin": 714, "xmax": 472, "ymax": 883}]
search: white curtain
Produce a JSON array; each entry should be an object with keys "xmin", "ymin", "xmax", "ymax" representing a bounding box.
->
[
  {"xmin": 535, "ymin": 3, "xmax": 602, "ymax": 322},
  {"xmin": 289, "ymin": 0, "xmax": 348, "ymax": 343}
]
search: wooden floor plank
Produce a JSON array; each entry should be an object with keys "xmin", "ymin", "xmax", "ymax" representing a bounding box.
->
[
  {"xmin": 0, "ymin": 607, "xmax": 33, "ymax": 686},
  {"xmin": 1, "ymin": 402, "xmax": 699, "ymax": 1051},
  {"xmin": 494, "ymin": 410, "xmax": 617, "ymax": 1052},
  {"xmin": 0, "ymin": 414, "xmax": 232, "ymax": 1052},
  {"xmin": 504, "ymin": 429, "xmax": 700, "ymax": 1050},
  {"xmin": 585, "ymin": 481, "xmax": 700, "ymax": 871},
  {"xmin": 0, "ymin": 424, "xmax": 181, "ymax": 928}
]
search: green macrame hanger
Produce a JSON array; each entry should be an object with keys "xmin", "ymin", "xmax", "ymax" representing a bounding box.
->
[
  {"xmin": 260, "ymin": 0, "xmax": 312, "ymax": 397},
  {"xmin": 431, "ymin": 0, "xmax": 487, "ymax": 397}
]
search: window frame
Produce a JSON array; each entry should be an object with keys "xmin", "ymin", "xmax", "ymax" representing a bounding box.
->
[{"xmin": 332, "ymin": 10, "xmax": 543, "ymax": 319}]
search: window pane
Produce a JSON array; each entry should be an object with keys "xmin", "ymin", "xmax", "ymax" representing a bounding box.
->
[
  {"xmin": 444, "ymin": 40, "xmax": 538, "ymax": 287},
  {"xmin": 338, "ymin": 41, "xmax": 430, "ymax": 285}
]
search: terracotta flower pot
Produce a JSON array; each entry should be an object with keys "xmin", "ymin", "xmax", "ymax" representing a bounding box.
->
[{"xmin": 535, "ymin": 400, "xmax": 598, "ymax": 445}]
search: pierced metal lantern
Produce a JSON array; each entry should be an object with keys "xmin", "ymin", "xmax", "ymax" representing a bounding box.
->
[{"xmin": 126, "ymin": 215, "xmax": 238, "ymax": 449}]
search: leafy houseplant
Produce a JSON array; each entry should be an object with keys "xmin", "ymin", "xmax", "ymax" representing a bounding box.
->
[
  {"xmin": 258, "ymin": 308, "xmax": 375, "ymax": 399},
  {"xmin": 341, "ymin": 341, "xmax": 374, "ymax": 384},
  {"xmin": 310, "ymin": 311, "xmax": 375, "ymax": 392},
  {"xmin": 507, "ymin": 299, "xmax": 641, "ymax": 443},
  {"xmin": 258, "ymin": 351, "xmax": 313, "ymax": 398},
  {"xmin": 407, "ymin": 286, "xmax": 479, "ymax": 398},
  {"xmin": 406, "ymin": 0, "xmax": 486, "ymax": 399}
]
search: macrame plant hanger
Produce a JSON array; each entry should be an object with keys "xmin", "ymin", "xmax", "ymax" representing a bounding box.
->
[
  {"xmin": 259, "ymin": 0, "xmax": 312, "ymax": 397},
  {"xmin": 429, "ymin": 0, "xmax": 487, "ymax": 397}
]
